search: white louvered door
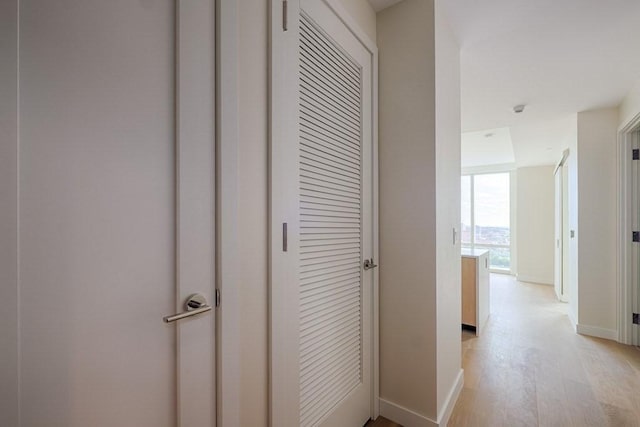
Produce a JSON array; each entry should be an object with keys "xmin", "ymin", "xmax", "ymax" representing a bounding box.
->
[{"xmin": 270, "ymin": 1, "xmax": 375, "ymax": 426}]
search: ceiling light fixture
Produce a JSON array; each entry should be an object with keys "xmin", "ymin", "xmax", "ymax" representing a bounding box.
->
[{"xmin": 513, "ymin": 104, "xmax": 526, "ymax": 113}]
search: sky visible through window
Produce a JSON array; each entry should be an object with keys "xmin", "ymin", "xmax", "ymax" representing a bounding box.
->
[
  {"xmin": 461, "ymin": 173, "xmax": 511, "ymax": 269},
  {"xmin": 474, "ymin": 173, "xmax": 509, "ymax": 228}
]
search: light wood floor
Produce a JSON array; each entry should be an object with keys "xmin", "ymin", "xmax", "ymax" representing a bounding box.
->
[
  {"xmin": 367, "ymin": 274, "xmax": 640, "ymax": 427},
  {"xmin": 448, "ymin": 274, "xmax": 640, "ymax": 426}
]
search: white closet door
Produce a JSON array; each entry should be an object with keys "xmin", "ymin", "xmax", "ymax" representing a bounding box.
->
[{"xmin": 270, "ymin": 1, "xmax": 374, "ymax": 426}]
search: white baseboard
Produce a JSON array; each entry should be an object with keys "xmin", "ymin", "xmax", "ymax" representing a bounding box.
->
[
  {"xmin": 437, "ymin": 369, "xmax": 464, "ymax": 427},
  {"xmin": 576, "ymin": 324, "xmax": 618, "ymax": 341},
  {"xmin": 378, "ymin": 369, "xmax": 464, "ymax": 427},
  {"xmin": 379, "ymin": 399, "xmax": 436, "ymax": 427},
  {"xmin": 516, "ymin": 275, "xmax": 553, "ymax": 286}
]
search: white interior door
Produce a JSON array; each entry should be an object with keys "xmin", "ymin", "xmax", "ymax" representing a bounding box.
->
[
  {"xmin": 554, "ymin": 167, "xmax": 563, "ymax": 301},
  {"xmin": 17, "ymin": 1, "xmax": 216, "ymax": 425},
  {"xmin": 270, "ymin": 0, "xmax": 375, "ymax": 426}
]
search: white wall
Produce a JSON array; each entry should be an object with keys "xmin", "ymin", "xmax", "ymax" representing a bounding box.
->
[
  {"xmin": 378, "ymin": 0, "xmax": 462, "ymax": 423},
  {"xmin": 342, "ymin": 0, "xmax": 376, "ymax": 41},
  {"xmin": 0, "ymin": 1, "xmax": 19, "ymax": 425},
  {"xmin": 620, "ymin": 80, "xmax": 640, "ymax": 129},
  {"xmin": 516, "ymin": 166, "xmax": 555, "ymax": 285},
  {"xmin": 434, "ymin": 0, "xmax": 463, "ymax": 421},
  {"xmin": 558, "ymin": 110, "xmax": 617, "ymax": 335},
  {"xmin": 237, "ymin": 0, "xmax": 376, "ymax": 424},
  {"xmin": 378, "ymin": 0, "xmax": 437, "ymax": 418},
  {"xmin": 575, "ymin": 108, "xmax": 619, "ymax": 336}
]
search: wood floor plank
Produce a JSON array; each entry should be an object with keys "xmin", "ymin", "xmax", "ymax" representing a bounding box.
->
[{"xmin": 447, "ymin": 274, "xmax": 640, "ymax": 427}]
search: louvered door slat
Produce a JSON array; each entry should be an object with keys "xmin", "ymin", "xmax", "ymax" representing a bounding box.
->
[
  {"xmin": 300, "ymin": 327, "xmax": 360, "ymax": 371},
  {"xmin": 300, "ymin": 90, "xmax": 361, "ymax": 131},
  {"xmin": 301, "ymin": 134, "xmax": 361, "ymax": 166},
  {"xmin": 298, "ymin": 12, "xmax": 363, "ymax": 427},
  {"xmin": 300, "ymin": 113, "xmax": 361, "ymax": 147},
  {"xmin": 301, "ymin": 130, "xmax": 361, "ymax": 162},
  {"xmin": 300, "ymin": 256, "xmax": 359, "ymax": 274},
  {"xmin": 301, "ymin": 275, "xmax": 361, "ymax": 300},
  {"xmin": 300, "ymin": 312, "xmax": 359, "ymax": 352},
  {"xmin": 300, "ymin": 197, "xmax": 360, "ymax": 210},
  {"xmin": 299, "ymin": 47, "xmax": 361, "ymax": 101},
  {"xmin": 299, "ymin": 79, "xmax": 361, "ymax": 124},
  {"xmin": 299, "ymin": 32, "xmax": 361, "ymax": 91},
  {"xmin": 300, "ymin": 361, "xmax": 361, "ymax": 425},
  {"xmin": 299, "ymin": 50, "xmax": 361, "ymax": 105},
  {"xmin": 298, "ymin": 70, "xmax": 360, "ymax": 116},
  {"xmin": 299, "ymin": 19, "xmax": 361, "ymax": 83},
  {"xmin": 300, "ymin": 241, "xmax": 361, "ymax": 253},
  {"xmin": 300, "ymin": 266, "xmax": 360, "ymax": 289}
]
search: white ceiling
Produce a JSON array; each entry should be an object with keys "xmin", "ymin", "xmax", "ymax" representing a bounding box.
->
[
  {"xmin": 371, "ymin": 0, "xmax": 640, "ymax": 167},
  {"xmin": 442, "ymin": 0, "xmax": 640, "ymax": 167},
  {"xmin": 461, "ymin": 127, "xmax": 514, "ymax": 169}
]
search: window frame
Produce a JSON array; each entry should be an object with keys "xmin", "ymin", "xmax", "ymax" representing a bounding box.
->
[{"xmin": 461, "ymin": 170, "xmax": 514, "ymax": 274}]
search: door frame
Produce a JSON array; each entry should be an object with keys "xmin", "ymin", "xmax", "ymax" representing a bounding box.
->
[
  {"xmin": 553, "ymin": 149, "xmax": 569, "ymax": 302},
  {"xmin": 217, "ymin": 0, "xmax": 241, "ymax": 425},
  {"xmin": 1, "ymin": 1, "xmax": 241, "ymax": 424},
  {"xmin": 0, "ymin": 0, "xmax": 19, "ymax": 423},
  {"xmin": 554, "ymin": 163, "xmax": 563, "ymax": 300},
  {"xmin": 617, "ymin": 111, "xmax": 640, "ymax": 345},
  {"xmin": 268, "ymin": 0, "xmax": 380, "ymax": 423}
]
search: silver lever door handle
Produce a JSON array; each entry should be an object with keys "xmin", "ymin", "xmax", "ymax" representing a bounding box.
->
[
  {"xmin": 163, "ymin": 293, "xmax": 212, "ymax": 323},
  {"xmin": 363, "ymin": 258, "xmax": 378, "ymax": 270}
]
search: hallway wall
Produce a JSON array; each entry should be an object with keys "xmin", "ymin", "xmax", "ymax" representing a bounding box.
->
[
  {"xmin": 620, "ymin": 80, "xmax": 640, "ymax": 129},
  {"xmin": 575, "ymin": 108, "xmax": 619, "ymax": 338},
  {"xmin": 378, "ymin": 0, "xmax": 462, "ymax": 424}
]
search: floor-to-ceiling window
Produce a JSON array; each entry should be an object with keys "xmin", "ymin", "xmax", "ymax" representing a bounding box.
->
[{"xmin": 461, "ymin": 172, "xmax": 512, "ymax": 271}]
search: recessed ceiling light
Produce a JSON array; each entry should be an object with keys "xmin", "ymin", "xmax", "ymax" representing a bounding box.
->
[{"xmin": 513, "ymin": 104, "xmax": 526, "ymax": 113}]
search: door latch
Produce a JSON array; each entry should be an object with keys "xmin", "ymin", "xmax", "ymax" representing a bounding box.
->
[{"xmin": 363, "ymin": 258, "xmax": 378, "ymax": 270}]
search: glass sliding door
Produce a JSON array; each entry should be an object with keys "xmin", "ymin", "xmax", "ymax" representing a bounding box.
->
[{"xmin": 461, "ymin": 172, "xmax": 512, "ymax": 271}]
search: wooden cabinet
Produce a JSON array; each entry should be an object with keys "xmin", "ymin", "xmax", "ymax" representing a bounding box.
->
[{"xmin": 461, "ymin": 249, "xmax": 490, "ymax": 336}]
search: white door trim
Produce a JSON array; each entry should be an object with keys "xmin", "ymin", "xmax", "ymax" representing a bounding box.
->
[
  {"xmin": 0, "ymin": 0, "xmax": 19, "ymax": 424},
  {"xmin": 216, "ymin": 0, "xmax": 241, "ymax": 425},
  {"xmin": 617, "ymin": 112, "xmax": 640, "ymax": 345},
  {"xmin": 175, "ymin": 1, "xmax": 217, "ymax": 424},
  {"xmin": 323, "ymin": 0, "xmax": 380, "ymax": 418},
  {"xmin": 269, "ymin": 0, "xmax": 379, "ymax": 423}
]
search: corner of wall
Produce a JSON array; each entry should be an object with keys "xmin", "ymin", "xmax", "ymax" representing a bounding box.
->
[
  {"xmin": 575, "ymin": 108, "xmax": 619, "ymax": 333},
  {"xmin": 436, "ymin": 369, "xmax": 464, "ymax": 427},
  {"xmin": 576, "ymin": 324, "xmax": 618, "ymax": 341},
  {"xmin": 619, "ymin": 80, "xmax": 640, "ymax": 129},
  {"xmin": 434, "ymin": 0, "xmax": 462, "ymax": 420}
]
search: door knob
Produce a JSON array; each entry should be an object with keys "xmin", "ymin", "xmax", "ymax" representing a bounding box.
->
[
  {"xmin": 163, "ymin": 293, "xmax": 212, "ymax": 323},
  {"xmin": 363, "ymin": 258, "xmax": 378, "ymax": 270}
]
